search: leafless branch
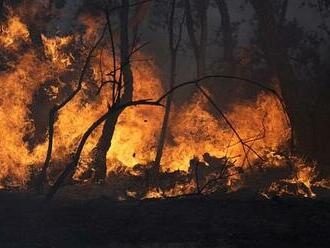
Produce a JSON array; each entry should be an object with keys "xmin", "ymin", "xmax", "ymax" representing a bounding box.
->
[
  {"xmin": 157, "ymin": 74, "xmax": 292, "ymax": 140},
  {"xmin": 45, "ymin": 73, "xmax": 292, "ymax": 199},
  {"xmin": 105, "ymin": 6, "xmax": 117, "ymax": 104},
  {"xmin": 46, "ymin": 99, "xmax": 164, "ymax": 200},
  {"xmin": 196, "ymin": 84, "xmax": 264, "ymax": 162},
  {"xmin": 109, "ymin": 0, "xmax": 154, "ymax": 12},
  {"xmin": 37, "ymin": 26, "xmax": 107, "ymax": 191}
]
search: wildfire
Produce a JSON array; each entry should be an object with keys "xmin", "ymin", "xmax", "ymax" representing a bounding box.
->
[
  {"xmin": 0, "ymin": 51, "xmax": 49, "ymax": 185},
  {"xmin": 162, "ymin": 91, "xmax": 290, "ymax": 172},
  {"xmin": 41, "ymin": 34, "xmax": 74, "ymax": 68},
  {"xmin": 0, "ymin": 9, "xmax": 324, "ymax": 198},
  {"xmin": 0, "ymin": 16, "xmax": 30, "ymax": 50}
]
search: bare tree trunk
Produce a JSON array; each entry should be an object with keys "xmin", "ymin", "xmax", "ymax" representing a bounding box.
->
[
  {"xmin": 250, "ymin": 0, "xmax": 314, "ymax": 157},
  {"xmin": 213, "ymin": 0, "xmax": 238, "ymax": 103},
  {"xmin": 0, "ymin": 0, "xmax": 4, "ymax": 18},
  {"xmin": 196, "ymin": 0, "xmax": 208, "ymax": 77},
  {"xmin": 215, "ymin": 0, "xmax": 235, "ymax": 74},
  {"xmin": 154, "ymin": 0, "xmax": 181, "ymax": 170},
  {"xmin": 184, "ymin": 0, "xmax": 209, "ymax": 78},
  {"xmin": 92, "ymin": 112, "xmax": 121, "ymax": 182},
  {"xmin": 46, "ymin": 74, "xmax": 285, "ymax": 200},
  {"xmin": 91, "ymin": 0, "xmax": 133, "ymax": 183},
  {"xmin": 46, "ymin": 98, "xmax": 163, "ymax": 200}
]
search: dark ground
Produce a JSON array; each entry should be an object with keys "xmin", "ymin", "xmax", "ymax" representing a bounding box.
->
[{"xmin": 1, "ymin": 186, "xmax": 330, "ymax": 248}]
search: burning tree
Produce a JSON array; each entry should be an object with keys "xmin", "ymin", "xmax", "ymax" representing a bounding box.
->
[
  {"xmin": 0, "ymin": 0, "xmax": 329, "ymax": 200},
  {"xmin": 154, "ymin": 0, "xmax": 184, "ymax": 171},
  {"xmin": 249, "ymin": 0, "xmax": 330, "ymax": 174},
  {"xmin": 89, "ymin": 0, "xmax": 136, "ymax": 183}
]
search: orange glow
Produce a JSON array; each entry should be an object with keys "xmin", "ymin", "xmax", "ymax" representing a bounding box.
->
[
  {"xmin": 41, "ymin": 34, "xmax": 74, "ymax": 69},
  {"xmin": 0, "ymin": 16, "xmax": 30, "ymax": 50},
  {"xmin": 0, "ymin": 12, "xmax": 324, "ymax": 198}
]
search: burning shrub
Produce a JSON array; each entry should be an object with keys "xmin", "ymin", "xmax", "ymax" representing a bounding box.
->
[{"xmin": 242, "ymin": 151, "xmax": 318, "ymax": 198}]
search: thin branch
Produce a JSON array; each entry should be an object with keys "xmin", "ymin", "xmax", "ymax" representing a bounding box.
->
[
  {"xmin": 226, "ymin": 113, "xmax": 266, "ymax": 148},
  {"xmin": 96, "ymin": 41, "xmax": 149, "ymax": 99},
  {"xmin": 157, "ymin": 74, "xmax": 292, "ymax": 137},
  {"xmin": 174, "ymin": 11, "xmax": 186, "ymax": 52},
  {"xmin": 241, "ymin": 113, "xmax": 267, "ymax": 166},
  {"xmin": 184, "ymin": 0, "xmax": 200, "ymax": 58},
  {"xmin": 98, "ymin": 47, "xmax": 105, "ymax": 84},
  {"xmin": 37, "ymin": 26, "xmax": 107, "ymax": 191},
  {"xmin": 129, "ymin": 41, "xmax": 150, "ymax": 57},
  {"xmin": 130, "ymin": 23, "xmax": 140, "ymax": 55},
  {"xmin": 196, "ymin": 84, "xmax": 264, "ymax": 161},
  {"xmin": 168, "ymin": 0, "xmax": 176, "ymax": 52},
  {"xmin": 105, "ymin": 6, "xmax": 117, "ymax": 105},
  {"xmin": 109, "ymin": 0, "xmax": 154, "ymax": 12},
  {"xmin": 46, "ymin": 99, "xmax": 163, "ymax": 200},
  {"xmin": 57, "ymin": 27, "xmax": 107, "ymax": 110},
  {"xmin": 115, "ymin": 42, "xmax": 149, "ymax": 102},
  {"xmin": 158, "ymin": 75, "xmax": 282, "ymax": 103},
  {"xmin": 45, "ymin": 73, "xmax": 293, "ymax": 199}
]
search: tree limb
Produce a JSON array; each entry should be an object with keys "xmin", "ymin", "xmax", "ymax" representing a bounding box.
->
[{"xmin": 37, "ymin": 26, "xmax": 107, "ymax": 191}]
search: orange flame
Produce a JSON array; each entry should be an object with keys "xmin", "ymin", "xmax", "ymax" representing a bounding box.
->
[
  {"xmin": 0, "ymin": 12, "xmax": 323, "ymax": 198},
  {"xmin": 0, "ymin": 16, "xmax": 30, "ymax": 50}
]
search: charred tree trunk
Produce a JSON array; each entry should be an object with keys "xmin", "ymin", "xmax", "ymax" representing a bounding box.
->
[
  {"xmin": 154, "ymin": 0, "xmax": 181, "ymax": 171},
  {"xmin": 196, "ymin": 0, "xmax": 208, "ymax": 77},
  {"xmin": 213, "ymin": 0, "xmax": 238, "ymax": 103},
  {"xmin": 249, "ymin": 0, "xmax": 314, "ymax": 157},
  {"xmin": 215, "ymin": 0, "xmax": 235, "ymax": 74},
  {"xmin": 91, "ymin": 112, "xmax": 121, "ymax": 182},
  {"xmin": 0, "ymin": 0, "xmax": 4, "ymax": 19},
  {"xmin": 184, "ymin": 0, "xmax": 209, "ymax": 78},
  {"xmin": 91, "ymin": 0, "xmax": 133, "ymax": 183}
]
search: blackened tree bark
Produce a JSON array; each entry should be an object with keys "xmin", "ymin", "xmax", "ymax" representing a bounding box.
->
[
  {"xmin": 184, "ymin": 0, "xmax": 209, "ymax": 77},
  {"xmin": 249, "ymin": 0, "xmax": 314, "ymax": 157},
  {"xmin": 0, "ymin": 0, "xmax": 5, "ymax": 25},
  {"xmin": 154, "ymin": 0, "xmax": 183, "ymax": 170},
  {"xmin": 214, "ymin": 0, "xmax": 235, "ymax": 74},
  {"xmin": 213, "ymin": 0, "xmax": 238, "ymax": 103},
  {"xmin": 0, "ymin": 0, "xmax": 4, "ymax": 18},
  {"xmin": 91, "ymin": 0, "xmax": 133, "ymax": 182}
]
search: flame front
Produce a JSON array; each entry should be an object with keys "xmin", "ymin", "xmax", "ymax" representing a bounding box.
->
[{"xmin": 0, "ymin": 8, "xmax": 323, "ymax": 197}]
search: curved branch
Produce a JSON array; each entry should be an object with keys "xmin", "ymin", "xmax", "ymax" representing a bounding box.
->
[
  {"xmin": 46, "ymin": 73, "xmax": 292, "ymax": 199},
  {"xmin": 37, "ymin": 26, "xmax": 107, "ymax": 191},
  {"xmin": 46, "ymin": 99, "xmax": 163, "ymax": 200},
  {"xmin": 196, "ymin": 84, "xmax": 264, "ymax": 162},
  {"xmin": 156, "ymin": 74, "xmax": 292, "ymax": 136}
]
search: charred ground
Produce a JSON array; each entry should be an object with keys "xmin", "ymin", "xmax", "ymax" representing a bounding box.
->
[
  {"xmin": 1, "ymin": 189, "xmax": 330, "ymax": 248},
  {"xmin": 1, "ymin": 0, "xmax": 330, "ymax": 247}
]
